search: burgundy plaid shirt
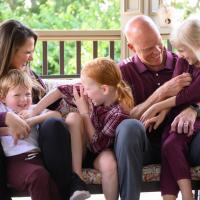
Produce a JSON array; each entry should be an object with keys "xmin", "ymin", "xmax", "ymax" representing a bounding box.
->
[{"xmin": 58, "ymin": 84, "xmax": 130, "ymax": 153}]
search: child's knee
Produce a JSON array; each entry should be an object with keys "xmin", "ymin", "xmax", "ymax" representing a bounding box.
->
[
  {"xmin": 65, "ymin": 112, "xmax": 82, "ymax": 125},
  {"xmin": 96, "ymin": 151, "xmax": 117, "ymax": 173}
]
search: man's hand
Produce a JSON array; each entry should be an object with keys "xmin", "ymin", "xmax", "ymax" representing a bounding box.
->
[
  {"xmin": 5, "ymin": 112, "xmax": 30, "ymax": 144},
  {"xmin": 157, "ymin": 73, "xmax": 192, "ymax": 99},
  {"xmin": 130, "ymin": 74, "xmax": 191, "ymax": 119},
  {"xmin": 171, "ymin": 107, "xmax": 197, "ymax": 136}
]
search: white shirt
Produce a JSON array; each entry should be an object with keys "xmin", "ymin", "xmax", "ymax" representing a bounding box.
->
[{"xmin": 0, "ymin": 103, "xmax": 40, "ymax": 157}]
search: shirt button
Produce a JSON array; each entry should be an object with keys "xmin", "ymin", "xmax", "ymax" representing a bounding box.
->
[
  {"xmin": 156, "ymin": 73, "xmax": 159, "ymax": 77},
  {"xmin": 157, "ymin": 82, "xmax": 161, "ymax": 86}
]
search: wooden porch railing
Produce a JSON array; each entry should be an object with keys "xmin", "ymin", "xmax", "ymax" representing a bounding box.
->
[
  {"xmin": 35, "ymin": 30, "xmax": 171, "ymax": 79},
  {"xmin": 35, "ymin": 30, "xmax": 121, "ymax": 79}
]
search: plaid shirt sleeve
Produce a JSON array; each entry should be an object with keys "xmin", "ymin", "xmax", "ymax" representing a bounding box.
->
[
  {"xmin": 90, "ymin": 106, "xmax": 130, "ymax": 153},
  {"xmin": 57, "ymin": 84, "xmax": 81, "ymax": 107}
]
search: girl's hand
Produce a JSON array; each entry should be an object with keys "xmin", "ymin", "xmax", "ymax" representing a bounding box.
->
[
  {"xmin": 140, "ymin": 104, "xmax": 159, "ymax": 123},
  {"xmin": 26, "ymin": 118, "xmax": 35, "ymax": 128},
  {"xmin": 73, "ymin": 85, "xmax": 89, "ymax": 114},
  {"xmin": 5, "ymin": 112, "xmax": 30, "ymax": 144},
  {"xmin": 143, "ymin": 109, "xmax": 168, "ymax": 132},
  {"xmin": 18, "ymin": 109, "xmax": 35, "ymax": 119}
]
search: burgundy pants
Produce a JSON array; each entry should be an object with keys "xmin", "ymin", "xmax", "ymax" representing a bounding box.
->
[
  {"xmin": 160, "ymin": 127, "xmax": 193, "ymax": 196},
  {"xmin": 6, "ymin": 152, "xmax": 61, "ymax": 200}
]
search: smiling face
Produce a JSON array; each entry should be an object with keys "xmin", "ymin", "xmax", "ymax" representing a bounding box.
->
[
  {"xmin": 81, "ymin": 75, "xmax": 105, "ymax": 106},
  {"xmin": 125, "ymin": 16, "xmax": 165, "ymax": 69},
  {"xmin": 176, "ymin": 43, "xmax": 200, "ymax": 66},
  {"xmin": 10, "ymin": 37, "xmax": 35, "ymax": 70},
  {"xmin": 3, "ymin": 85, "xmax": 32, "ymax": 113},
  {"xmin": 133, "ymin": 35, "xmax": 164, "ymax": 67}
]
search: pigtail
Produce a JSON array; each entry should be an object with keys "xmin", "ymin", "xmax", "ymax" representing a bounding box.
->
[
  {"xmin": 82, "ymin": 57, "xmax": 135, "ymax": 112},
  {"xmin": 117, "ymin": 80, "xmax": 134, "ymax": 111}
]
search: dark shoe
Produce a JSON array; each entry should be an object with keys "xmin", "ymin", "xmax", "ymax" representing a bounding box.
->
[{"xmin": 70, "ymin": 173, "xmax": 91, "ymax": 200}]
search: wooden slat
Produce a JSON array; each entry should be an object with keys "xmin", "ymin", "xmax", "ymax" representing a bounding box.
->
[
  {"xmin": 76, "ymin": 41, "xmax": 81, "ymax": 75},
  {"xmin": 42, "ymin": 41, "xmax": 48, "ymax": 75},
  {"xmin": 93, "ymin": 41, "xmax": 98, "ymax": 58},
  {"xmin": 109, "ymin": 41, "xmax": 114, "ymax": 59},
  {"xmin": 37, "ymin": 31, "xmax": 170, "ymax": 78},
  {"xmin": 59, "ymin": 41, "xmax": 64, "ymax": 75}
]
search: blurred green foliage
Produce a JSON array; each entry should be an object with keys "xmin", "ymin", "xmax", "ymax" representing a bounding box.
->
[
  {"xmin": 171, "ymin": 0, "xmax": 200, "ymax": 20},
  {"xmin": 0, "ymin": 0, "xmax": 120, "ymax": 75},
  {"xmin": 0, "ymin": 0, "xmax": 200, "ymax": 75}
]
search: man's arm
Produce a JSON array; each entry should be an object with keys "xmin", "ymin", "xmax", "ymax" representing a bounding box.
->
[{"xmin": 130, "ymin": 73, "xmax": 191, "ymax": 119}]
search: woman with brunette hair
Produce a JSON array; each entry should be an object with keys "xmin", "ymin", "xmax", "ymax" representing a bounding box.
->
[{"xmin": 0, "ymin": 19, "xmax": 79, "ymax": 200}]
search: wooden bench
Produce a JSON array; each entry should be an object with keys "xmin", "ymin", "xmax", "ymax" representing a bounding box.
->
[{"xmin": 10, "ymin": 164, "xmax": 200, "ymax": 199}]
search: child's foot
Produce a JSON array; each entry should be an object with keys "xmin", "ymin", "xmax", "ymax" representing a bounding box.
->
[
  {"xmin": 70, "ymin": 190, "xmax": 91, "ymax": 200},
  {"xmin": 70, "ymin": 173, "xmax": 91, "ymax": 200}
]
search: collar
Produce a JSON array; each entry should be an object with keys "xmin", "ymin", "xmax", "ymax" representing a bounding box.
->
[{"xmin": 132, "ymin": 49, "xmax": 175, "ymax": 74}]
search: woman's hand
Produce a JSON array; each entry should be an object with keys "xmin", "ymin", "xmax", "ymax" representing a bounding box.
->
[
  {"xmin": 171, "ymin": 107, "xmax": 197, "ymax": 136},
  {"xmin": 5, "ymin": 112, "xmax": 30, "ymax": 144},
  {"xmin": 73, "ymin": 85, "xmax": 89, "ymax": 114}
]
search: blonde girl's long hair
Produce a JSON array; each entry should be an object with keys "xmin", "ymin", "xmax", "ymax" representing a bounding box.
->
[
  {"xmin": 170, "ymin": 19, "xmax": 200, "ymax": 60},
  {"xmin": 0, "ymin": 69, "xmax": 33, "ymax": 100},
  {"xmin": 81, "ymin": 57, "xmax": 134, "ymax": 110}
]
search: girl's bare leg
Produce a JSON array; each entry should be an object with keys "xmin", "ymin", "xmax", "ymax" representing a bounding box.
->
[
  {"xmin": 94, "ymin": 149, "xmax": 118, "ymax": 200},
  {"xmin": 178, "ymin": 179, "xmax": 194, "ymax": 200},
  {"xmin": 162, "ymin": 194, "xmax": 176, "ymax": 200},
  {"xmin": 65, "ymin": 112, "xmax": 85, "ymax": 179}
]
